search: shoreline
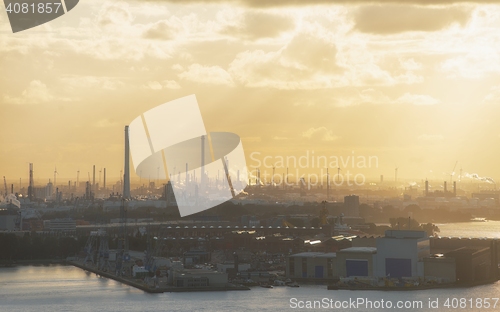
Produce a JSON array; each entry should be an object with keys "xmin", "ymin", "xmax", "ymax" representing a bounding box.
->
[
  {"xmin": 68, "ymin": 261, "xmax": 250, "ymax": 293},
  {"xmin": 0, "ymin": 259, "xmax": 67, "ymax": 267},
  {"xmin": 327, "ymin": 279, "xmax": 499, "ymax": 291}
]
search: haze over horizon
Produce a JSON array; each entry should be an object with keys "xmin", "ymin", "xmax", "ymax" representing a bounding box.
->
[{"xmin": 2, "ymin": 0, "xmax": 500, "ymax": 186}]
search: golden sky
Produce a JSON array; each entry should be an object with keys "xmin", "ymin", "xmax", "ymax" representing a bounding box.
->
[{"xmin": 2, "ymin": 0, "xmax": 500, "ymax": 185}]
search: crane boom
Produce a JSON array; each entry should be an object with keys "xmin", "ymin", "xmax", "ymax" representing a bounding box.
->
[{"xmin": 451, "ymin": 161, "xmax": 458, "ymax": 183}]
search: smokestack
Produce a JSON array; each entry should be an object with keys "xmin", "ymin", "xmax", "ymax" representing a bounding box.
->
[
  {"xmin": 444, "ymin": 181, "xmax": 447, "ymax": 193},
  {"xmin": 93, "ymin": 165, "xmax": 95, "ymax": 192},
  {"xmin": 103, "ymin": 168, "xmax": 106, "ymax": 190},
  {"xmin": 11, "ymin": 184, "xmax": 13, "ymax": 195},
  {"xmin": 425, "ymin": 180, "xmax": 429, "ymax": 196},
  {"xmin": 123, "ymin": 126, "xmax": 131, "ymax": 199},
  {"xmin": 28, "ymin": 163, "xmax": 34, "ymax": 201},
  {"xmin": 186, "ymin": 163, "xmax": 188, "ymax": 183},
  {"xmin": 86, "ymin": 181, "xmax": 90, "ymax": 199},
  {"xmin": 453, "ymin": 181, "xmax": 456, "ymax": 196},
  {"xmin": 201, "ymin": 135, "xmax": 205, "ymax": 187}
]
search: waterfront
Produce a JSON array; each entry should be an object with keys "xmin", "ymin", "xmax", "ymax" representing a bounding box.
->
[
  {"xmin": 0, "ymin": 265, "xmax": 499, "ymax": 312},
  {"xmin": 1, "ymin": 221, "xmax": 500, "ymax": 311},
  {"xmin": 437, "ymin": 221, "xmax": 500, "ymax": 239}
]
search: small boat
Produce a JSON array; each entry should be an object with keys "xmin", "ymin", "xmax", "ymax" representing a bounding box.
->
[
  {"xmin": 260, "ymin": 284, "xmax": 273, "ymax": 288},
  {"xmin": 471, "ymin": 217, "xmax": 487, "ymax": 222},
  {"xmin": 288, "ymin": 282, "xmax": 300, "ymax": 288}
]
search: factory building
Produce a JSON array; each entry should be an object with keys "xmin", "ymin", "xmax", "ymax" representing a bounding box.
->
[
  {"xmin": 287, "ymin": 252, "xmax": 337, "ymax": 280},
  {"xmin": 336, "ymin": 247, "xmax": 377, "ymax": 278},
  {"xmin": 0, "ymin": 207, "xmax": 18, "ymax": 231},
  {"xmin": 423, "ymin": 255, "xmax": 456, "ymax": 283},
  {"xmin": 375, "ymin": 230, "xmax": 430, "ymax": 278},
  {"xmin": 445, "ymin": 247, "xmax": 493, "ymax": 283},
  {"xmin": 344, "ymin": 195, "xmax": 359, "ymax": 217}
]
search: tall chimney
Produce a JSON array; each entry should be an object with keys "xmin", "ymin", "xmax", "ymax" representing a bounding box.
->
[
  {"xmin": 453, "ymin": 181, "xmax": 456, "ymax": 196},
  {"xmin": 92, "ymin": 165, "xmax": 96, "ymax": 193},
  {"xmin": 28, "ymin": 163, "xmax": 34, "ymax": 201},
  {"xmin": 444, "ymin": 181, "xmax": 447, "ymax": 194},
  {"xmin": 425, "ymin": 180, "xmax": 429, "ymax": 196},
  {"xmin": 123, "ymin": 126, "xmax": 131, "ymax": 199},
  {"xmin": 103, "ymin": 168, "xmax": 106, "ymax": 190},
  {"xmin": 201, "ymin": 135, "xmax": 205, "ymax": 188},
  {"xmin": 185, "ymin": 163, "xmax": 188, "ymax": 183}
]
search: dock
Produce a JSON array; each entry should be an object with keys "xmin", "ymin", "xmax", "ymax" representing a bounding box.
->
[{"xmin": 67, "ymin": 261, "xmax": 250, "ymax": 293}]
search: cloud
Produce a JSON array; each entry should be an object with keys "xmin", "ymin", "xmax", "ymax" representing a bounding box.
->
[
  {"xmin": 142, "ymin": 18, "xmax": 183, "ymax": 40},
  {"xmin": 395, "ymin": 93, "xmax": 440, "ymax": 105},
  {"xmin": 147, "ymin": 0, "xmax": 500, "ymax": 7},
  {"xmin": 418, "ymin": 134, "xmax": 444, "ymax": 141},
  {"xmin": 441, "ymin": 50, "xmax": 500, "ymax": 79},
  {"xmin": 344, "ymin": 90, "xmax": 439, "ymax": 106},
  {"xmin": 97, "ymin": 3, "xmax": 134, "ymax": 28},
  {"xmin": 483, "ymin": 85, "xmax": 500, "ymax": 104},
  {"xmin": 353, "ymin": 5, "xmax": 470, "ymax": 34},
  {"xmin": 222, "ymin": 11, "xmax": 294, "ymax": 39},
  {"xmin": 302, "ymin": 127, "xmax": 339, "ymax": 141},
  {"xmin": 178, "ymin": 64, "xmax": 235, "ymax": 86},
  {"xmin": 229, "ymin": 33, "xmax": 341, "ymax": 89},
  {"xmin": 3, "ymin": 80, "xmax": 68, "ymax": 105},
  {"xmin": 60, "ymin": 76, "xmax": 125, "ymax": 90},
  {"xmin": 143, "ymin": 80, "xmax": 181, "ymax": 90}
]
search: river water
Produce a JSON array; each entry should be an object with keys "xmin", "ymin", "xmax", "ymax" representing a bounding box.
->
[
  {"xmin": 437, "ymin": 220, "xmax": 500, "ymax": 238},
  {"xmin": 0, "ymin": 221, "xmax": 499, "ymax": 312}
]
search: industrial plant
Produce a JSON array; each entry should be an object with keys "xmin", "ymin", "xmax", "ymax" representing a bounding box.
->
[{"xmin": 1, "ymin": 124, "xmax": 500, "ymax": 292}]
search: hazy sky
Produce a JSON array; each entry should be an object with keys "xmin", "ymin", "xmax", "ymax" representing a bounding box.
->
[{"xmin": 2, "ymin": 0, "xmax": 500, "ymax": 185}]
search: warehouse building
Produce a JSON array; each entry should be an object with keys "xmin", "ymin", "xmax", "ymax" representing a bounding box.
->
[
  {"xmin": 423, "ymin": 254, "xmax": 456, "ymax": 283},
  {"xmin": 375, "ymin": 230, "xmax": 430, "ymax": 278},
  {"xmin": 287, "ymin": 252, "xmax": 337, "ymax": 280},
  {"xmin": 336, "ymin": 247, "xmax": 377, "ymax": 278},
  {"xmin": 445, "ymin": 247, "xmax": 492, "ymax": 283}
]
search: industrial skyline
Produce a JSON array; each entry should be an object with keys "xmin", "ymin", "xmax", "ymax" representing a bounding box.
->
[{"xmin": 3, "ymin": 1, "xmax": 500, "ymax": 184}]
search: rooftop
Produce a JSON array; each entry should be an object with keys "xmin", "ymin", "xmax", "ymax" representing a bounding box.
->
[
  {"xmin": 338, "ymin": 247, "xmax": 377, "ymax": 254},
  {"xmin": 289, "ymin": 252, "xmax": 336, "ymax": 258}
]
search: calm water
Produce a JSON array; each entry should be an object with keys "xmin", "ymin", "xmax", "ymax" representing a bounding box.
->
[
  {"xmin": 437, "ymin": 220, "xmax": 500, "ymax": 238},
  {"xmin": 1, "ymin": 266, "xmax": 499, "ymax": 311},
  {"xmin": 1, "ymin": 221, "xmax": 499, "ymax": 312}
]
